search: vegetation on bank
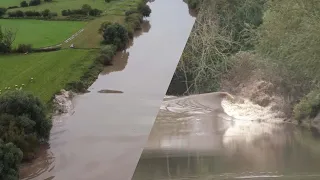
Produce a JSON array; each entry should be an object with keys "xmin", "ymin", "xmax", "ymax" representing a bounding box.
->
[
  {"xmin": 0, "ymin": 90, "xmax": 51, "ymax": 180},
  {"xmin": 168, "ymin": 0, "xmax": 320, "ymax": 123},
  {"xmin": 0, "ymin": 0, "xmax": 151, "ymax": 178}
]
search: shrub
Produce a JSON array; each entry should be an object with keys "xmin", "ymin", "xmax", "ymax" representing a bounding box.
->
[
  {"xmin": 16, "ymin": 44, "xmax": 32, "ymax": 53},
  {"xmin": 81, "ymin": 4, "xmax": 92, "ymax": 15},
  {"xmin": 7, "ymin": 6, "xmax": 19, "ymax": 9},
  {"xmin": 65, "ymin": 81, "xmax": 87, "ymax": 93},
  {"xmin": 61, "ymin": 10, "xmax": 69, "ymax": 16},
  {"xmin": 29, "ymin": 0, "xmax": 41, "ymax": 6},
  {"xmin": 102, "ymin": 23, "xmax": 129, "ymax": 50},
  {"xmin": 32, "ymin": 46, "xmax": 61, "ymax": 52},
  {"xmin": 125, "ymin": 9, "xmax": 138, "ymax": 16},
  {"xmin": 15, "ymin": 10, "xmax": 24, "ymax": 17},
  {"xmin": 125, "ymin": 13, "xmax": 143, "ymax": 30},
  {"xmin": 0, "ymin": 140, "xmax": 23, "ymax": 180},
  {"xmin": 0, "ymin": 7, "xmax": 6, "ymax": 17},
  {"xmin": 41, "ymin": 9, "xmax": 50, "ymax": 17},
  {"xmin": 138, "ymin": 3, "xmax": 151, "ymax": 17},
  {"xmin": 293, "ymin": 89, "xmax": 320, "ymax": 122},
  {"xmin": 98, "ymin": 21, "xmax": 112, "ymax": 34},
  {"xmin": 89, "ymin": 8, "xmax": 102, "ymax": 16},
  {"xmin": 44, "ymin": 0, "xmax": 53, "ymax": 2},
  {"xmin": 96, "ymin": 45, "xmax": 117, "ymax": 65},
  {"xmin": 105, "ymin": 0, "xmax": 111, "ymax": 3},
  {"xmin": 20, "ymin": 1, "xmax": 29, "ymax": 7},
  {"xmin": 0, "ymin": 90, "xmax": 52, "ymax": 142}
]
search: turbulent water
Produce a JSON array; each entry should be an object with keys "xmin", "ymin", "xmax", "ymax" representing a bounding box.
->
[{"xmin": 132, "ymin": 92, "xmax": 320, "ymax": 180}]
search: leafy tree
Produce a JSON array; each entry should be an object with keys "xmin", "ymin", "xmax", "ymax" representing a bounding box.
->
[
  {"xmin": 102, "ymin": 23, "xmax": 129, "ymax": 50},
  {"xmin": 29, "ymin": 0, "xmax": 41, "ymax": 6},
  {"xmin": 20, "ymin": 1, "xmax": 29, "ymax": 7},
  {"xmin": 15, "ymin": 10, "xmax": 24, "ymax": 17},
  {"xmin": 0, "ymin": 26, "xmax": 16, "ymax": 53},
  {"xmin": 89, "ymin": 8, "xmax": 102, "ymax": 16},
  {"xmin": 0, "ymin": 91, "xmax": 52, "ymax": 142},
  {"xmin": 138, "ymin": 4, "xmax": 151, "ymax": 17},
  {"xmin": 96, "ymin": 45, "xmax": 117, "ymax": 65},
  {"xmin": 0, "ymin": 7, "xmax": 6, "ymax": 17},
  {"xmin": 0, "ymin": 140, "xmax": 23, "ymax": 180},
  {"xmin": 81, "ymin": 4, "xmax": 92, "ymax": 15},
  {"xmin": 41, "ymin": 9, "xmax": 50, "ymax": 17}
]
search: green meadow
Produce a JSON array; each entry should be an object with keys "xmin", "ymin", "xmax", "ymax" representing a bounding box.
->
[
  {"xmin": 0, "ymin": 49, "xmax": 97, "ymax": 102},
  {"xmin": 0, "ymin": 19, "xmax": 86, "ymax": 48}
]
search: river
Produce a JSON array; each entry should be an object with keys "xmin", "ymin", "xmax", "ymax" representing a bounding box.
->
[
  {"xmin": 131, "ymin": 93, "xmax": 320, "ymax": 180},
  {"xmin": 20, "ymin": 0, "xmax": 196, "ymax": 179}
]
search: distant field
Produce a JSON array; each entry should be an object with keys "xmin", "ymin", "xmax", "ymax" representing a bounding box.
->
[
  {"xmin": 0, "ymin": 19, "xmax": 86, "ymax": 48},
  {"xmin": 3, "ymin": 0, "xmax": 141, "ymax": 16},
  {"xmin": 0, "ymin": 49, "xmax": 97, "ymax": 102}
]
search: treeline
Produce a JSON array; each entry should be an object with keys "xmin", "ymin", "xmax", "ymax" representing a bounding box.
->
[
  {"xmin": 8, "ymin": 9, "xmax": 57, "ymax": 18},
  {"xmin": 169, "ymin": 0, "xmax": 320, "ymax": 125},
  {"xmin": 61, "ymin": 4, "xmax": 102, "ymax": 17}
]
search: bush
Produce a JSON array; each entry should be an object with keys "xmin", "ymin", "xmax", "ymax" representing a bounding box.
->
[
  {"xmin": 20, "ymin": 1, "xmax": 29, "ymax": 7},
  {"xmin": 15, "ymin": 10, "xmax": 24, "ymax": 17},
  {"xmin": 61, "ymin": 9, "xmax": 69, "ymax": 16},
  {"xmin": 0, "ymin": 140, "xmax": 23, "ymax": 180},
  {"xmin": 29, "ymin": 0, "xmax": 41, "ymax": 6},
  {"xmin": 7, "ymin": 6, "xmax": 19, "ymax": 9},
  {"xmin": 293, "ymin": 89, "xmax": 320, "ymax": 122},
  {"xmin": 0, "ymin": 7, "xmax": 6, "ymax": 17},
  {"xmin": 81, "ymin": 4, "xmax": 92, "ymax": 15},
  {"xmin": 16, "ymin": 44, "xmax": 32, "ymax": 53},
  {"xmin": 32, "ymin": 46, "xmax": 61, "ymax": 52},
  {"xmin": 41, "ymin": 9, "xmax": 50, "ymax": 17},
  {"xmin": 89, "ymin": 8, "xmax": 102, "ymax": 16},
  {"xmin": 105, "ymin": 0, "xmax": 111, "ymax": 3},
  {"xmin": 125, "ymin": 9, "xmax": 138, "ymax": 16},
  {"xmin": 102, "ymin": 23, "xmax": 129, "ymax": 50},
  {"xmin": 125, "ymin": 13, "xmax": 143, "ymax": 30},
  {"xmin": 0, "ymin": 91, "xmax": 52, "ymax": 143},
  {"xmin": 65, "ymin": 81, "xmax": 87, "ymax": 93},
  {"xmin": 44, "ymin": 0, "xmax": 53, "ymax": 2},
  {"xmin": 138, "ymin": 4, "xmax": 151, "ymax": 17},
  {"xmin": 96, "ymin": 45, "xmax": 117, "ymax": 65}
]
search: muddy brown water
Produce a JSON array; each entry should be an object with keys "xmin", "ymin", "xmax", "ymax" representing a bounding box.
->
[
  {"xmin": 131, "ymin": 93, "xmax": 320, "ymax": 180},
  {"xmin": 19, "ymin": 0, "xmax": 195, "ymax": 179}
]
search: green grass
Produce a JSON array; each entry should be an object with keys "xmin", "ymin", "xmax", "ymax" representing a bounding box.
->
[
  {"xmin": 0, "ymin": 0, "xmax": 21, "ymax": 7},
  {"xmin": 0, "ymin": 49, "xmax": 97, "ymax": 102},
  {"xmin": 0, "ymin": 19, "xmax": 86, "ymax": 48},
  {"xmin": 4, "ymin": 0, "xmax": 141, "ymax": 16}
]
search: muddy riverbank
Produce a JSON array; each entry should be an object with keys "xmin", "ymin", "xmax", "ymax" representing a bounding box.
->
[{"xmin": 20, "ymin": 0, "xmax": 196, "ymax": 179}]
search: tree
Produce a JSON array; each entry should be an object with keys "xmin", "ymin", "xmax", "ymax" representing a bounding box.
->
[
  {"xmin": 41, "ymin": 9, "xmax": 50, "ymax": 17},
  {"xmin": 0, "ymin": 140, "xmax": 23, "ymax": 180},
  {"xmin": 102, "ymin": 23, "xmax": 129, "ymax": 50},
  {"xmin": 89, "ymin": 8, "xmax": 102, "ymax": 16},
  {"xmin": 29, "ymin": 0, "xmax": 41, "ymax": 6},
  {"xmin": 0, "ymin": 7, "xmax": 6, "ymax": 17},
  {"xmin": 0, "ymin": 91, "xmax": 52, "ymax": 142},
  {"xmin": 20, "ymin": 1, "xmax": 29, "ymax": 7},
  {"xmin": 0, "ymin": 26, "xmax": 17, "ymax": 53},
  {"xmin": 138, "ymin": 4, "xmax": 151, "ymax": 17},
  {"xmin": 81, "ymin": 4, "xmax": 92, "ymax": 15},
  {"xmin": 96, "ymin": 45, "xmax": 117, "ymax": 65},
  {"xmin": 15, "ymin": 10, "xmax": 24, "ymax": 17}
]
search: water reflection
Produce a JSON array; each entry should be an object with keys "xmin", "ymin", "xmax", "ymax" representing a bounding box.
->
[{"xmin": 131, "ymin": 93, "xmax": 320, "ymax": 180}]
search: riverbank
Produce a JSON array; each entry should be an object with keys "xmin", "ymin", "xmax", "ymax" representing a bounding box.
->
[{"xmin": 166, "ymin": 0, "xmax": 320, "ymax": 130}]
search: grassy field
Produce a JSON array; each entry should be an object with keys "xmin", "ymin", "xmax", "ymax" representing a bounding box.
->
[
  {"xmin": 0, "ymin": 49, "xmax": 97, "ymax": 102},
  {"xmin": 0, "ymin": 19, "xmax": 86, "ymax": 48},
  {"xmin": 2, "ymin": 0, "xmax": 141, "ymax": 16}
]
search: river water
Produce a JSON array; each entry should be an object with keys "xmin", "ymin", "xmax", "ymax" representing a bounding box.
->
[
  {"xmin": 20, "ymin": 0, "xmax": 196, "ymax": 179},
  {"xmin": 131, "ymin": 93, "xmax": 320, "ymax": 180}
]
